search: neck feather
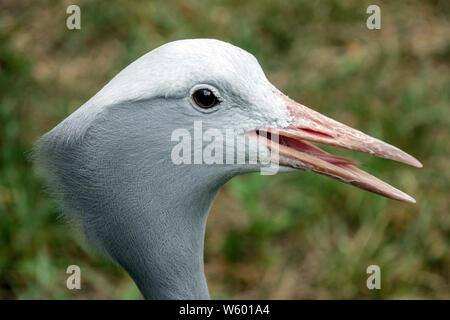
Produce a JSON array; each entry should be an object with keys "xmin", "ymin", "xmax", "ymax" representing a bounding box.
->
[
  {"xmin": 92, "ymin": 162, "xmax": 229, "ymax": 299},
  {"xmin": 36, "ymin": 100, "xmax": 242, "ymax": 299}
]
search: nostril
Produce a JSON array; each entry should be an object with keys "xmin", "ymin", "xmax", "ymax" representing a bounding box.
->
[
  {"xmin": 299, "ymin": 128, "xmax": 334, "ymax": 139},
  {"xmin": 255, "ymin": 130, "xmax": 272, "ymax": 140}
]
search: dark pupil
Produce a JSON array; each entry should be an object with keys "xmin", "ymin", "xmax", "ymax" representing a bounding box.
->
[{"xmin": 193, "ymin": 89, "xmax": 217, "ymax": 108}]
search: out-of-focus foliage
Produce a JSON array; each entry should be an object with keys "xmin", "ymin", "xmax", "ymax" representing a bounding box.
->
[{"xmin": 0, "ymin": 0, "xmax": 448, "ymax": 299}]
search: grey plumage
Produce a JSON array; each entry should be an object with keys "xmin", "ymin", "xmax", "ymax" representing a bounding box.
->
[
  {"xmin": 34, "ymin": 38, "xmax": 420, "ymax": 299},
  {"xmin": 34, "ymin": 39, "xmax": 289, "ymax": 299}
]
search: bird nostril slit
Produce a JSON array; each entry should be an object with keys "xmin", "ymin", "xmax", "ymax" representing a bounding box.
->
[
  {"xmin": 255, "ymin": 130, "xmax": 272, "ymax": 140},
  {"xmin": 299, "ymin": 128, "xmax": 334, "ymax": 139}
]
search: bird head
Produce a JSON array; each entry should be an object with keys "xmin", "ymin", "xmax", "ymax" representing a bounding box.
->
[
  {"xmin": 96, "ymin": 38, "xmax": 420, "ymax": 201},
  {"xmin": 38, "ymin": 39, "xmax": 421, "ymax": 206},
  {"xmin": 35, "ymin": 38, "xmax": 422, "ymax": 299}
]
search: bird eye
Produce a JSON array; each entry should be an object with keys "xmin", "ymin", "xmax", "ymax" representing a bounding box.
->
[{"xmin": 192, "ymin": 88, "xmax": 219, "ymax": 109}]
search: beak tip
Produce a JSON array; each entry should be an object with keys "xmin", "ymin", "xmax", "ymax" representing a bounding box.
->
[
  {"xmin": 405, "ymin": 155, "xmax": 423, "ymax": 168},
  {"xmin": 397, "ymin": 192, "xmax": 417, "ymax": 204},
  {"xmin": 390, "ymin": 147, "xmax": 423, "ymax": 168},
  {"xmin": 401, "ymin": 154, "xmax": 422, "ymax": 168},
  {"xmin": 414, "ymin": 160, "xmax": 423, "ymax": 169}
]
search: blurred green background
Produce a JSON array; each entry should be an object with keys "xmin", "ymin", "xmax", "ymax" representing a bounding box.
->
[{"xmin": 0, "ymin": 0, "xmax": 449, "ymax": 299}]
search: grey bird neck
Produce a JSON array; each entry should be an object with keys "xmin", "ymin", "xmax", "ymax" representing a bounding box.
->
[
  {"xmin": 38, "ymin": 99, "xmax": 246, "ymax": 299},
  {"xmin": 102, "ymin": 169, "xmax": 219, "ymax": 299},
  {"xmin": 36, "ymin": 39, "xmax": 286, "ymax": 299}
]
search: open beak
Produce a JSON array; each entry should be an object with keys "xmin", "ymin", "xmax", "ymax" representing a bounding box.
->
[{"xmin": 255, "ymin": 94, "xmax": 422, "ymax": 203}]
